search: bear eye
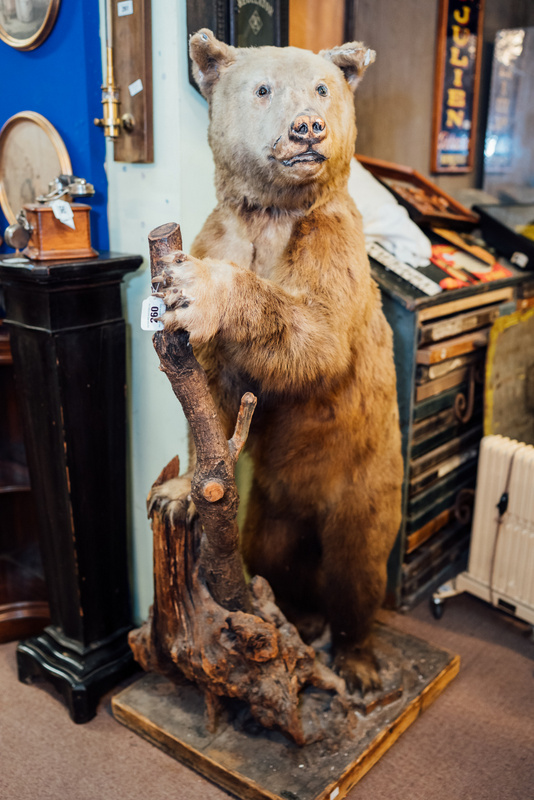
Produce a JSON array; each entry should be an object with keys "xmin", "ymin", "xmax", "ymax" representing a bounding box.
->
[
  {"xmin": 256, "ymin": 85, "xmax": 271, "ymax": 97},
  {"xmin": 316, "ymin": 84, "xmax": 328, "ymax": 97}
]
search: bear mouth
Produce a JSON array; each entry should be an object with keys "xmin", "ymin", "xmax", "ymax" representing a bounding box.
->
[{"xmin": 281, "ymin": 150, "xmax": 327, "ymax": 167}]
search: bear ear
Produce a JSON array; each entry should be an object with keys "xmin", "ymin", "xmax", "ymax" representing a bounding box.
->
[
  {"xmin": 189, "ymin": 29, "xmax": 236, "ymax": 100},
  {"xmin": 320, "ymin": 41, "xmax": 376, "ymax": 93}
]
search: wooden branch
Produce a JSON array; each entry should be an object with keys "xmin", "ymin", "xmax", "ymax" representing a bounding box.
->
[
  {"xmin": 229, "ymin": 392, "xmax": 257, "ymax": 463},
  {"xmin": 128, "ymin": 222, "xmax": 354, "ymax": 746},
  {"xmin": 147, "ymin": 222, "xmax": 250, "ymax": 613}
]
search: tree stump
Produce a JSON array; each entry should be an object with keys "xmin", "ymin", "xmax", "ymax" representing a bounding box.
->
[{"xmin": 128, "ymin": 223, "xmax": 351, "ymax": 746}]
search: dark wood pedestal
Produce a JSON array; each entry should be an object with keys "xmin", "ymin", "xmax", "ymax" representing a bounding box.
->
[
  {"xmin": 0, "ymin": 320, "xmax": 50, "ymax": 644},
  {"xmin": 0, "ymin": 251, "xmax": 142, "ymax": 723}
]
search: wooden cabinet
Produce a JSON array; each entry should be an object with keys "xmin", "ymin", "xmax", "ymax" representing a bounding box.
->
[
  {"xmin": 0, "ymin": 252, "xmax": 142, "ymax": 722},
  {"xmin": 374, "ymin": 263, "xmax": 534, "ymax": 609},
  {"xmin": 0, "ymin": 315, "xmax": 49, "ymax": 643}
]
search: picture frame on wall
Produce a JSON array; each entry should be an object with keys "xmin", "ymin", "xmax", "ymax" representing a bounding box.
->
[
  {"xmin": 431, "ymin": 0, "xmax": 485, "ymax": 174},
  {"xmin": 186, "ymin": 0, "xmax": 289, "ymax": 90},
  {"xmin": 0, "ymin": 0, "xmax": 60, "ymax": 51},
  {"xmin": 229, "ymin": 0, "xmax": 289, "ymax": 48},
  {"xmin": 0, "ymin": 111, "xmax": 71, "ymax": 225}
]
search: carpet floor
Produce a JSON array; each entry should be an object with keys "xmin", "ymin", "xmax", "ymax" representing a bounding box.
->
[{"xmin": 1, "ymin": 593, "xmax": 533, "ymax": 800}]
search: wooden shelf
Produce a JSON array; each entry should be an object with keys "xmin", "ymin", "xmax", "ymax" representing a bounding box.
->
[
  {"xmin": 0, "ymin": 331, "xmax": 11, "ymax": 364},
  {"xmin": 0, "ymin": 553, "xmax": 49, "ymax": 644},
  {"xmin": 0, "ymin": 310, "xmax": 48, "ymax": 642},
  {"xmin": 0, "ymin": 459, "xmax": 31, "ymax": 493},
  {"xmin": 0, "ymin": 317, "xmax": 11, "ymax": 363}
]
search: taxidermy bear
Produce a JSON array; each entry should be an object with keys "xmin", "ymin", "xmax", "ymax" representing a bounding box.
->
[{"xmin": 153, "ymin": 29, "xmax": 403, "ymax": 692}]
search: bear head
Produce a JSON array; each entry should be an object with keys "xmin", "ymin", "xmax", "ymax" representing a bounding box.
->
[{"xmin": 189, "ymin": 29, "xmax": 375, "ymax": 212}]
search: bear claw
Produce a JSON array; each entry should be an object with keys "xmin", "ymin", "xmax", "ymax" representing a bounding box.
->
[
  {"xmin": 147, "ymin": 477, "xmax": 196, "ymax": 525},
  {"xmin": 334, "ymin": 647, "xmax": 383, "ymax": 695}
]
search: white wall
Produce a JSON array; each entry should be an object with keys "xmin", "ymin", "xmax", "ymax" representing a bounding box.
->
[{"xmin": 103, "ymin": 1, "xmax": 217, "ymax": 621}]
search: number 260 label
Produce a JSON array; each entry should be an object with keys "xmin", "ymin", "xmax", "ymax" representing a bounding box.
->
[{"xmin": 141, "ymin": 296, "xmax": 166, "ymax": 331}]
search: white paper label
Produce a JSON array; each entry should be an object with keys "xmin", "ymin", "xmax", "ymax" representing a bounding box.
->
[
  {"xmin": 511, "ymin": 251, "xmax": 529, "ymax": 269},
  {"xmin": 128, "ymin": 78, "xmax": 143, "ymax": 97},
  {"xmin": 141, "ymin": 296, "xmax": 166, "ymax": 331},
  {"xmin": 117, "ymin": 0, "xmax": 133, "ymax": 16},
  {"xmin": 50, "ymin": 199, "xmax": 75, "ymax": 230},
  {"xmin": 0, "ymin": 256, "xmax": 30, "ymax": 266},
  {"xmin": 330, "ymin": 788, "xmax": 340, "ymax": 800},
  {"xmin": 366, "ymin": 241, "xmax": 442, "ymax": 297}
]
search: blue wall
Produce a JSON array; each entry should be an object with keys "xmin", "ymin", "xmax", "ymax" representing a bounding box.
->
[{"xmin": 0, "ymin": 2, "xmax": 109, "ymax": 252}]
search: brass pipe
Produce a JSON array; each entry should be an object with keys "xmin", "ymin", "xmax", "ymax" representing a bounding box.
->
[{"xmin": 94, "ymin": 0, "xmax": 123, "ymax": 140}]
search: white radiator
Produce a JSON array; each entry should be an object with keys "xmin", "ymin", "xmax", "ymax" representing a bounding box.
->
[{"xmin": 456, "ymin": 435, "xmax": 534, "ymax": 625}]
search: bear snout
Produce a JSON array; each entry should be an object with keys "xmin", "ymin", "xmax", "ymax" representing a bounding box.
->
[{"xmin": 289, "ymin": 113, "xmax": 327, "ymax": 144}]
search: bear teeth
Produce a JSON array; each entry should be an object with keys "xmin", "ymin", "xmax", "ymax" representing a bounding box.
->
[{"xmin": 282, "ymin": 152, "xmax": 326, "ymax": 166}]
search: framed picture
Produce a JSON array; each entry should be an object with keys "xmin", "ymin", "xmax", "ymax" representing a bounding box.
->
[
  {"xmin": 0, "ymin": 111, "xmax": 71, "ymax": 224},
  {"xmin": 229, "ymin": 0, "xmax": 288, "ymax": 48},
  {"xmin": 483, "ymin": 28, "xmax": 534, "ymax": 201},
  {"xmin": 186, "ymin": 0, "xmax": 289, "ymax": 90},
  {"xmin": 0, "ymin": 0, "xmax": 61, "ymax": 51},
  {"xmin": 431, "ymin": 0, "xmax": 485, "ymax": 173}
]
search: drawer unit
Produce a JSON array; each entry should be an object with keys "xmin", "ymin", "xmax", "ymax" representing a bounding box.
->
[{"xmin": 372, "ymin": 260, "xmax": 534, "ymax": 609}]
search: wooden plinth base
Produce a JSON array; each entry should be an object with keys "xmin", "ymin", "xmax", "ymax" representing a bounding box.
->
[
  {"xmin": 112, "ymin": 624, "xmax": 459, "ymax": 800},
  {"xmin": 18, "ymin": 625, "xmax": 136, "ymax": 724}
]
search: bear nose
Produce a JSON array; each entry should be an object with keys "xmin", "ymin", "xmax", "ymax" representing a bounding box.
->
[{"xmin": 289, "ymin": 114, "xmax": 327, "ymax": 143}]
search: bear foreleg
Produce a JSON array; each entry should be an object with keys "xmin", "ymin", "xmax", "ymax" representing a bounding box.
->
[{"xmin": 155, "ymin": 251, "xmax": 355, "ymax": 394}]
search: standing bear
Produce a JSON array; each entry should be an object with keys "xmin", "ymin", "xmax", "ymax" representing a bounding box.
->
[{"xmin": 153, "ymin": 29, "xmax": 403, "ymax": 693}]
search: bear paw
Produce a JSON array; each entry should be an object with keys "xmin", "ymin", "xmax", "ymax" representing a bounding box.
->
[
  {"xmin": 334, "ymin": 646, "xmax": 382, "ymax": 695},
  {"xmin": 147, "ymin": 476, "xmax": 196, "ymax": 525},
  {"xmin": 153, "ymin": 251, "xmax": 233, "ymax": 344}
]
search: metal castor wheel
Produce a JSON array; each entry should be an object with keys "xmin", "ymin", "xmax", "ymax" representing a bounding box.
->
[{"xmin": 430, "ymin": 597, "xmax": 444, "ymax": 620}]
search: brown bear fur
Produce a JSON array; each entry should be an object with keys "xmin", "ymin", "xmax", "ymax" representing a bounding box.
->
[{"xmin": 154, "ymin": 29, "xmax": 403, "ymax": 692}]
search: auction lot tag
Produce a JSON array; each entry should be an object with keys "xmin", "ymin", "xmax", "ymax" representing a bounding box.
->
[
  {"xmin": 118, "ymin": 0, "xmax": 133, "ymax": 15},
  {"xmin": 141, "ymin": 296, "xmax": 166, "ymax": 331},
  {"xmin": 50, "ymin": 199, "xmax": 76, "ymax": 230},
  {"xmin": 128, "ymin": 78, "xmax": 143, "ymax": 97}
]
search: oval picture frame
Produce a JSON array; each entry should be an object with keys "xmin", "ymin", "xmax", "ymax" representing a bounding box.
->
[
  {"xmin": 0, "ymin": 0, "xmax": 61, "ymax": 51},
  {"xmin": 0, "ymin": 110, "xmax": 72, "ymax": 224}
]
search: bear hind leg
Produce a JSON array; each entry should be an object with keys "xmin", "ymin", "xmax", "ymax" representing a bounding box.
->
[
  {"xmin": 328, "ymin": 569, "xmax": 385, "ymax": 694},
  {"xmin": 320, "ymin": 499, "xmax": 398, "ymax": 694},
  {"xmin": 241, "ymin": 480, "xmax": 326, "ymax": 643}
]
